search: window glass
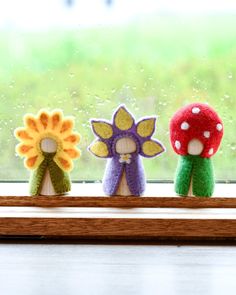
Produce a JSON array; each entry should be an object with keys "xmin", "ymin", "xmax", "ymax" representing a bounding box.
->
[{"xmin": 0, "ymin": 0, "xmax": 235, "ymax": 180}]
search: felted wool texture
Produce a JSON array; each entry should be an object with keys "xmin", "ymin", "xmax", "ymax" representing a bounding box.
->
[
  {"xmin": 170, "ymin": 103, "xmax": 223, "ymax": 158},
  {"xmin": 114, "ymin": 106, "xmax": 134, "ymax": 131},
  {"xmin": 89, "ymin": 105, "xmax": 165, "ymax": 159},
  {"xmin": 14, "ymin": 109, "xmax": 81, "ymax": 172},
  {"xmin": 30, "ymin": 152, "xmax": 71, "ymax": 196},
  {"xmin": 175, "ymin": 155, "xmax": 214, "ymax": 197},
  {"xmin": 192, "ymin": 155, "xmax": 214, "ymax": 197},
  {"xmin": 89, "ymin": 105, "xmax": 165, "ymax": 196},
  {"xmin": 136, "ymin": 118, "xmax": 155, "ymax": 138},
  {"xmin": 175, "ymin": 155, "xmax": 193, "ymax": 196},
  {"xmin": 103, "ymin": 154, "xmax": 146, "ymax": 196}
]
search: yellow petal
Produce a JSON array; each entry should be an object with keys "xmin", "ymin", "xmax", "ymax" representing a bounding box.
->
[
  {"xmin": 24, "ymin": 115, "xmax": 39, "ymax": 133},
  {"xmin": 16, "ymin": 143, "xmax": 34, "ymax": 156},
  {"xmin": 58, "ymin": 157, "xmax": 72, "ymax": 171},
  {"xmin": 137, "ymin": 118, "xmax": 155, "ymax": 137},
  {"xmin": 64, "ymin": 133, "xmax": 81, "ymax": 144},
  {"xmin": 63, "ymin": 148, "xmax": 81, "ymax": 159},
  {"xmin": 24, "ymin": 152, "xmax": 44, "ymax": 169},
  {"xmin": 54, "ymin": 152, "xmax": 73, "ymax": 172},
  {"xmin": 60, "ymin": 118, "xmax": 74, "ymax": 134},
  {"xmin": 142, "ymin": 140, "xmax": 164, "ymax": 157},
  {"xmin": 51, "ymin": 110, "xmax": 63, "ymax": 131},
  {"xmin": 24, "ymin": 155, "xmax": 38, "ymax": 169},
  {"xmin": 114, "ymin": 106, "xmax": 134, "ymax": 131},
  {"xmin": 89, "ymin": 141, "xmax": 109, "ymax": 158},
  {"xmin": 38, "ymin": 110, "xmax": 50, "ymax": 130},
  {"xmin": 14, "ymin": 128, "xmax": 33, "ymax": 141},
  {"xmin": 91, "ymin": 121, "xmax": 113, "ymax": 139}
]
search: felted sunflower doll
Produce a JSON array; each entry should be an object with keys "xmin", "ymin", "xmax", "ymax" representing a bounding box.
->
[
  {"xmin": 89, "ymin": 105, "xmax": 165, "ymax": 196},
  {"xmin": 14, "ymin": 109, "xmax": 81, "ymax": 196}
]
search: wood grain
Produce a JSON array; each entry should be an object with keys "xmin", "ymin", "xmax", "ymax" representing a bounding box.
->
[
  {"xmin": 0, "ymin": 183, "xmax": 235, "ymax": 240},
  {"xmin": 0, "ymin": 195, "xmax": 236, "ymax": 208},
  {"xmin": 0, "ymin": 207, "xmax": 235, "ymax": 239}
]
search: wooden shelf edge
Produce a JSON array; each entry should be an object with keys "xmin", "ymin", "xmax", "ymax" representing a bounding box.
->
[
  {"xmin": 0, "ymin": 195, "xmax": 235, "ymax": 208},
  {"xmin": 0, "ymin": 207, "xmax": 235, "ymax": 239},
  {"xmin": 0, "ymin": 214, "xmax": 236, "ymax": 239}
]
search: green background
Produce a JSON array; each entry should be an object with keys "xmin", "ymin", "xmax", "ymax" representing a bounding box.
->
[{"xmin": 0, "ymin": 15, "xmax": 235, "ymax": 181}]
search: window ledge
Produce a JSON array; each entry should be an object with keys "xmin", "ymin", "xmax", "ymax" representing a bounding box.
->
[{"xmin": 0, "ymin": 182, "xmax": 236, "ymax": 241}]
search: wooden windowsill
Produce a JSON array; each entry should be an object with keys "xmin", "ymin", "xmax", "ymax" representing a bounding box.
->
[{"xmin": 0, "ymin": 182, "xmax": 236, "ymax": 241}]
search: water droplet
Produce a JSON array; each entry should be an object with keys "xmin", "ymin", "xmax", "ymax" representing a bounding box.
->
[{"xmin": 94, "ymin": 180, "xmax": 101, "ymax": 183}]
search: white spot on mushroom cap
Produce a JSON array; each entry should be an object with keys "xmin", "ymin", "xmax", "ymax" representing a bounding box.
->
[
  {"xmin": 209, "ymin": 148, "xmax": 214, "ymax": 155},
  {"xmin": 175, "ymin": 140, "xmax": 181, "ymax": 150},
  {"xmin": 203, "ymin": 131, "xmax": 210, "ymax": 138},
  {"xmin": 216, "ymin": 123, "xmax": 223, "ymax": 131},
  {"xmin": 181, "ymin": 121, "xmax": 190, "ymax": 130},
  {"xmin": 192, "ymin": 107, "xmax": 201, "ymax": 114}
]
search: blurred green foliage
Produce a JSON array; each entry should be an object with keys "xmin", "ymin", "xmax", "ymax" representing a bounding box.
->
[{"xmin": 0, "ymin": 15, "xmax": 235, "ymax": 180}]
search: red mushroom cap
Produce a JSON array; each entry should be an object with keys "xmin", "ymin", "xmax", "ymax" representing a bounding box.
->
[{"xmin": 169, "ymin": 103, "xmax": 223, "ymax": 158}]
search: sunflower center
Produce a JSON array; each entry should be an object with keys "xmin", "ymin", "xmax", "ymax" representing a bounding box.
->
[
  {"xmin": 115, "ymin": 137, "xmax": 137, "ymax": 154},
  {"xmin": 40, "ymin": 137, "xmax": 58, "ymax": 153}
]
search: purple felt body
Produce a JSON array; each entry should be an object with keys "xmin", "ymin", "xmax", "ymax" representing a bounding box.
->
[{"xmin": 103, "ymin": 154, "xmax": 146, "ymax": 196}]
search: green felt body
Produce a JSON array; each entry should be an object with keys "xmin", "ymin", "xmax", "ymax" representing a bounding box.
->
[
  {"xmin": 29, "ymin": 152, "xmax": 71, "ymax": 196},
  {"xmin": 175, "ymin": 155, "xmax": 214, "ymax": 197}
]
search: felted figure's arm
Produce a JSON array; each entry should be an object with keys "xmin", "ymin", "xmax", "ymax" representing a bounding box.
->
[
  {"xmin": 192, "ymin": 156, "xmax": 214, "ymax": 197},
  {"xmin": 175, "ymin": 155, "xmax": 193, "ymax": 196},
  {"xmin": 30, "ymin": 155, "xmax": 49, "ymax": 196},
  {"xmin": 48, "ymin": 156, "xmax": 71, "ymax": 194},
  {"xmin": 30, "ymin": 152, "xmax": 71, "ymax": 196}
]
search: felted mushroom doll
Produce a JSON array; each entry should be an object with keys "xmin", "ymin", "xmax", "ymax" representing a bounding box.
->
[
  {"xmin": 89, "ymin": 104, "xmax": 165, "ymax": 196},
  {"xmin": 169, "ymin": 103, "xmax": 223, "ymax": 197},
  {"xmin": 14, "ymin": 109, "xmax": 81, "ymax": 196}
]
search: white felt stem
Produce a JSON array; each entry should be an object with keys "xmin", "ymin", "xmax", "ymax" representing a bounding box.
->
[
  {"xmin": 39, "ymin": 138, "xmax": 58, "ymax": 196},
  {"xmin": 115, "ymin": 137, "xmax": 136, "ymax": 196}
]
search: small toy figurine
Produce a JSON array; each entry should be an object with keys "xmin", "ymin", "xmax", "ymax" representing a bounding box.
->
[
  {"xmin": 14, "ymin": 109, "xmax": 81, "ymax": 196},
  {"xmin": 169, "ymin": 103, "xmax": 223, "ymax": 197},
  {"xmin": 89, "ymin": 105, "xmax": 165, "ymax": 196}
]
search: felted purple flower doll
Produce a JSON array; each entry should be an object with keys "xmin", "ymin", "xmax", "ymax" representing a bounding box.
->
[{"xmin": 89, "ymin": 105, "xmax": 165, "ymax": 196}]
